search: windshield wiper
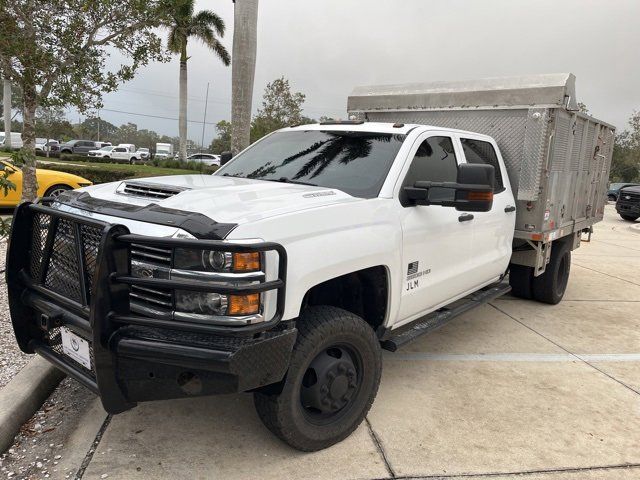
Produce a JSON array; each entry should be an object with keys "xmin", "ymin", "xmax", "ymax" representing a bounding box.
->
[{"xmin": 265, "ymin": 177, "xmax": 318, "ymax": 187}]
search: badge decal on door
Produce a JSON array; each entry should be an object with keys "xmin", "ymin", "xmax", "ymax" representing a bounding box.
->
[
  {"xmin": 407, "ymin": 261, "xmax": 419, "ymax": 276},
  {"xmin": 405, "ymin": 261, "xmax": 431, "ymax": 292}
]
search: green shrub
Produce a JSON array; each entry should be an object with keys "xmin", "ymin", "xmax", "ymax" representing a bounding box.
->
[
  {"xmin": 36, "ymin": 162, "xmax": 203, "ymax": 184},
  {"xmin": 58, "ymin": 153, "xmax": 124, "ymax": 163}
]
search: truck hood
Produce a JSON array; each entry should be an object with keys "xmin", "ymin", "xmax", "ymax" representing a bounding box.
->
[{"xmin": 78, "ymin": 174, "xmax": 362, "ymax": 225}]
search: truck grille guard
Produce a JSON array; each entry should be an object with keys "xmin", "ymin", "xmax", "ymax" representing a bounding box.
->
[{"xmin": 6, "ymin": 201, "xmax": 287, "ymax": 413}]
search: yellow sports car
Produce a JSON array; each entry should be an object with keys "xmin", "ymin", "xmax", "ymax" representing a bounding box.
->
[{"xmin": 0, "ymin": 160, "xmax": 92, "ymax": 206}]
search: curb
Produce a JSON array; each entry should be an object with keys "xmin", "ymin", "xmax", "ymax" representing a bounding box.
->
[{"xmin": 0, "ymin": 356, "xmax": 65, "ymax": 453}]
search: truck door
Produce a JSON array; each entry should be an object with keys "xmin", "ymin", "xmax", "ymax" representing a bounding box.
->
[
  {"xmin": 458, "ymin": 136, "xmax": 515, "ymax": 287},
  {"xmin": 397, "ymin": 134, "xmax": 474, "ymax": 324}
]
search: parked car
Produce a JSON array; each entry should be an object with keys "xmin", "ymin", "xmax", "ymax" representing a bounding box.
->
[
  {"xmin": 4, "ymin": 74, "xmax": 615, "ymax": 452},
  {"xmin": 0, "ymin": 132, "xmax": 23, "ymax": 149},
  {"xmin": 136, "ymin": 148, "xmax": 150, "ymax": 160},
  {"xmin": 187, "ymin": 153, "xmax": 220, "ymax": 166},
  {"xmin": 35, "ymin": 138, "xmax": 60, "ymax": 154},
  {"xmin": 0, "ymin": 160, "xmax": 92, "ymax": 206},
  {"xmin": 615, "ymin": 185, "xmax": 640, "ymax": 221},
  {"xmin": 607, "ymin": 182, "xmax": 640, "ymax": 202},
  {"xmin": 109, "ymin": 144, "xmax": 141, "ymax": 164},
  {"xmin": 88, "ymin": 146, "xmax": 115, "ymax": 159},
  {"xmin": 59, "ymin": 140, "xmax": 100, "ymax": 155}
]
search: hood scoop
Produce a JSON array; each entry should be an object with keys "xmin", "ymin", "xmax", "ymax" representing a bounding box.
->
[{"xmin": 119, "ymin": 181, "xmax": 190, "ymax": 200}]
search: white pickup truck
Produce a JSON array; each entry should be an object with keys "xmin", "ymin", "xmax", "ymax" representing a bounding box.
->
[{"xmin": 6, "ymin": 74, "xmax": 614, "ymax": 451}]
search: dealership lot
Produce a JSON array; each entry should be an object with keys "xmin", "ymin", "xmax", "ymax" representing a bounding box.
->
[{"xmin": 3, "ymin": 205, "xmax": 640, "ymax": 480}]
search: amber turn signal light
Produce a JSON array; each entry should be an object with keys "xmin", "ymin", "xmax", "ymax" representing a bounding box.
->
[
  {"xmin": 467, "ymin": 191, "xmax": 494, "ymax": 201},
  {"xmin": 232, "ymin": 252, "xmax": 261, "ymax": 272},
  {"xmin": 228, "ymin": 294, "xmax": 260, "ymax": 315}
]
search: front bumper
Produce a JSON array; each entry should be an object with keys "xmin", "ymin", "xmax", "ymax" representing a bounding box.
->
[
  {"xmin": 7, "ymin": 201, "xmax": 293, "ymax": 414},
  {"xmin": 616, "ymin": 202, "xmax": 640, "ymax": 216}
]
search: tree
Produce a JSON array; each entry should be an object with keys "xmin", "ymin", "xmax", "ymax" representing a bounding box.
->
[
  {"xmin": 231, "ymin": 0, "xmax": 259, "ymax": 155},
  {"xmin": 1, "ymin": 76, "xmax": 10, "ymax": 148},
  {"xmin": 611, "ymin": 111, "xmax": 640, "ymax": 183},
  {"xmin": 76, "ymin": 117, "xmax": 119, "ymax": 142},
  {"xmin": 250, "ymin": 77, "xmax": 306, "ymax": 142},
  {"xmin": 210, "ymin": 120, "xmax": 232, "ymax": 153},
  {"xmin": 0, "ymin": 0, "xmax": 167, "ymax": 200},
  {"xmin": 164, "ymin": 0, "xmax": 230, "ymax": 161}
]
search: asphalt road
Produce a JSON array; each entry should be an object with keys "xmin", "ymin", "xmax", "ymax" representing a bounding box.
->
[{"xmin": 3, "ymin": 205, "xmax": 640, "ymax": 480}]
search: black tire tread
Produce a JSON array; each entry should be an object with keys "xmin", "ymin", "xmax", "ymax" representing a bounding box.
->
[
  {"xmin": 620, "ymin": 214, "xmax": 639, "ymax": 222},
  {"xmin": 532, "ymin": 242, "xmax": 571, "ymax": 305},
  {"xmin": 254, "ymin": 306, "xmax": 381, "ymax": 451}
]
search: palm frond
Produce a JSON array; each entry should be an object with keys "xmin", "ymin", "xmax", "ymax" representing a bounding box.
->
[
  {"xmin": 194, "ymin": 27, "xmax": 230, "ymax": 65},
  {"xmin": 193, "ymin": 10, "xmax": 225, "ymax": 37},
  {"xmin": 166, "ymin": 26, "xmax": 183, "ymax": 54}
]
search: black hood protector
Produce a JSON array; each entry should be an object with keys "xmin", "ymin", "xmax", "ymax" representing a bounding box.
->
[{"xmin": 55, "ymin": 191, "xmax": 237, "ymax": 240}]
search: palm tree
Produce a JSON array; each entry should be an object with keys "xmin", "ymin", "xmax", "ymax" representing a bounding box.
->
[
  {"xmin": 231, "ymin": 0, "xmax": 259, "ymax": 155},
  {"xmin": 166, "ymin": 0, "xmax": 230, "ymax": 161}
]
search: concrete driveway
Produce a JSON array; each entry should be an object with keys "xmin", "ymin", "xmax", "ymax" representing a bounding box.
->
[{"xmin": 25, "ymin": 206, "xmax": 640, "ymax": 479}]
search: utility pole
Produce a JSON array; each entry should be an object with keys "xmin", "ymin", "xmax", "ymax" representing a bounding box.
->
[
  {"xmin": 97, "ymin": 109, "xmax": 100, "ymax": 142},
  {"xmin": 200, "ymin": 82, "xmax": 210, "ymax": 154}
]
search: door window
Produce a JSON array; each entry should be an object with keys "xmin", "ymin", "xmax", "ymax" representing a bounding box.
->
[
  {"xmin": 460, "ymin": 138, "xmax": 504, "ymax": 192},
  {"xmin": 400, "ymin": 136, "xmax": 458, "ymax": 206}
]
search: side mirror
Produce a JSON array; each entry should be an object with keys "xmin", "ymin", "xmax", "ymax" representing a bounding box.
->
[
  {"xmin": 402, "ymin": 163, "xmax": 495, "ymax": 212},
  {"xmin": 453, "ymin": 163, "xmax": 495, "ymax": 212},
  {"xmin": 220, "ymin": 151, "xmax": 233, "ymax": 166}
]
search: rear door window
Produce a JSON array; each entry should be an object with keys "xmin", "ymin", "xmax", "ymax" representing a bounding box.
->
[{"xmin": 460, "ymin": 138, "xmax": 504, "ymax": 192}]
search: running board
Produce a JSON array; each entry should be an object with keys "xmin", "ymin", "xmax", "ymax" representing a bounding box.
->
[{"xmin": 381, "ymin": 282, "xmax": 511, "ymax": 352}]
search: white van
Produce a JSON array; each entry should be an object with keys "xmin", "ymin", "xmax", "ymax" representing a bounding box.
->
[{"xmin": 0, "ymin": 132, "xmax": 23, "ymax": 149}]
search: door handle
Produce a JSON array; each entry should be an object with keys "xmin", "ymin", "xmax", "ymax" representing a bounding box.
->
[
  {"xmin": 504, "ymin": 205, "xmax": 516, "ymax": 213},
  {"xmin": 458, "ymin": 213, "xmax": 474, "ymax": 222}
]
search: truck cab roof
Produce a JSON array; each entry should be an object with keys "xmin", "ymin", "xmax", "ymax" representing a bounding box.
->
[{"xmin": 286, "ymin": 121, "xmax": 496, "ymax": 142}]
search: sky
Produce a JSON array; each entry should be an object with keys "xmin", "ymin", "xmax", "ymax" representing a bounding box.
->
[{"xmin": 90, "ymin": 0, "xmax": 640, "ymax": 146}]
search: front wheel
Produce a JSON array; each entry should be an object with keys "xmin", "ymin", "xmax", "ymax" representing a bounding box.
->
[
  {"xmin": 254, "ymin": 306, "xmax": 382, "ymax": 451},
  {"xmin": 620, "ymin": 214, "xmax": 639, "ymax": 222},
  {"xmin": 44, "ymin": 184, "xmax": 72, "ymax": 199}
]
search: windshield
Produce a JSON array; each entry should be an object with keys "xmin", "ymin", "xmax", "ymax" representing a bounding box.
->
[
  {"xmin": 100, "ymin": 146, "xmax": 113, "ymax": 151},
  {"xmin": 217, "ymin": 130, "xmax": 406, "ymax": 198}
]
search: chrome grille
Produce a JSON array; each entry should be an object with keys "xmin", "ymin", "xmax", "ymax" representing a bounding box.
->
[
  {"xmin": 618, "ymin": 190, "xmax": 640, "ymax": 204},
  {"xmin": 121, "ymin": 181, "xmax": 187, "ymax": 199},
  {"xmin": 130, "ymin": 244, "xmax": 173, "ymax": 312},
  {"xmin": 130, "ymin": 243, "xmax": 172, "ymax": 266}
]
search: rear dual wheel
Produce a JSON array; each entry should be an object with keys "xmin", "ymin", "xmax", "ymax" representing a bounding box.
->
[
  {"xmin": 509, "ymin": 241, "xmax": 571, "ymax": 305},
  {"xmin": 254, "ymin": 306, "xmax": 381, "ymax": 452}
]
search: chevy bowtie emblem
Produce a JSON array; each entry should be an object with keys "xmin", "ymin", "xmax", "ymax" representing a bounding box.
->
[{"xmin": 140, "ymin": 268, "xmax": 153, "ymax": 278}]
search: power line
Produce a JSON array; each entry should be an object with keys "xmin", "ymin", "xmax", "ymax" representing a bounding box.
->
[
  {"xmin": 115, "ymin": 87, "xmax": 343, "ymax": 114},
  {"xmin": 100, "ymin": 107, "xmax": 220, "ymax": 125}
]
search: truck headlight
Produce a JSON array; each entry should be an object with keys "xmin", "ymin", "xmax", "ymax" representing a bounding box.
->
[
  {"xmin": 174, "ymin": 291, "xmax": 261, "ymax": 316},
  {"xmin": 175, "ymin": 291, "xmax": 228, "ymax": 315},
  {"xmin": 174, "ymin": 248, "xmax": 261, "ymax": 273}
]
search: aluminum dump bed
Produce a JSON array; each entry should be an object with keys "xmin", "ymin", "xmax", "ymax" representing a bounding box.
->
[{"xmin": 347, "ymin": 74, "xmax": 615, "ymax": 241}]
